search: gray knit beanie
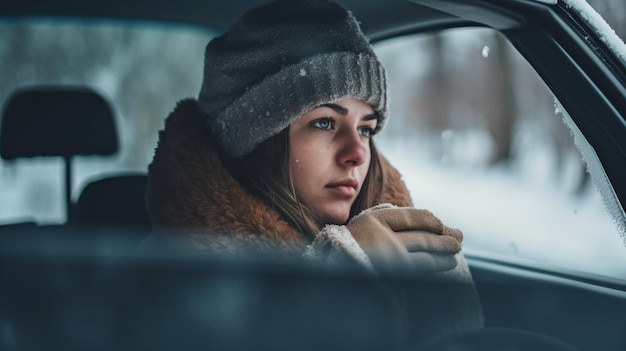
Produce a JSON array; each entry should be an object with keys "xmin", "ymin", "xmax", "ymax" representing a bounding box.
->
[{"xmin": 197, "ymin": 0, "xmax": 388, "ymax": 158}]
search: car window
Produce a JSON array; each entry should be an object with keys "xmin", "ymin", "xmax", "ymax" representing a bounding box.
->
[
  {"xmin": 0, "ymin": 20, "xmax": 213, "ymax": 223},
  {"xmin": 373, "ymin": 27, "xmax": 626, "ymax": 281},
  {"xmin": 2, "ymin": 19, "xmax": 625, "ymax": 282}
]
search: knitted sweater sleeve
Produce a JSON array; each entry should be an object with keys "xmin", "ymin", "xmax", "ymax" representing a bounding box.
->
[{"xmin": 303, "ymin": 224, "xmax": 376, "ymax": 273}]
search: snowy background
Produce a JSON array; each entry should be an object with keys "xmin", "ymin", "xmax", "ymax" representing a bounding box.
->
[
  {"xmin": 373, "ymin": 25, "xmax": 626, "ymax": 280},
  {"xmin": 1, "ymin": 1, "xmax": 625, "ymax": 280}
]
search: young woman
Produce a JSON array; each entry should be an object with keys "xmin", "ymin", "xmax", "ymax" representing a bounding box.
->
[{"xmin": 144, "ymin": 0, "xmax": 483, "ymax": 344}]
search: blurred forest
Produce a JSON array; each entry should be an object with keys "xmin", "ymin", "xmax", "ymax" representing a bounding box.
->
[
  {"xmin": 377, "ymin": 0, "xmax": 626, "ymax": 195},
  {"xmin": 0, "ymin": 22, "xmax": 211, "ymax": 167},
  {"xmin": 0, "ymin": 1, "xmax": 625, "ymax": 223}
]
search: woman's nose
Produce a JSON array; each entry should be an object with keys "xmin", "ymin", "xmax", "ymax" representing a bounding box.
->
[{"xmin": 337, "ymin": 129, "xmax": 368, "ymax": 167}]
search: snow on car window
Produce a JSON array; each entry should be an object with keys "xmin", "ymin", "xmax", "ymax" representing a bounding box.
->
[
  {"xmin": 566, "ymin": 0, "xmax": 626, "ymax": 62},
  {"xmin": 556, "ymin": 98, "xmax": 626, "ymax": 240},
  {"xmin": 374, "ymin": 27, "xmax": 626, "ymax": 281}
]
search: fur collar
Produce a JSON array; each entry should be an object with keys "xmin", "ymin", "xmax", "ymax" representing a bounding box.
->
[{"xmin": 146, "ymin": 99, "xmax": 412, "ymax": 255}]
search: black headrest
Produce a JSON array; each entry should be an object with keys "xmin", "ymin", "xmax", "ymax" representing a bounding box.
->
[{"xmin": 1, "ymin": 86, "xmax": 118, "ymax": 159}]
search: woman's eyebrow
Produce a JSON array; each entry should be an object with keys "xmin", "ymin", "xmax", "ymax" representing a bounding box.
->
[
  {"xmin": 363, "ymin": 113, "xmax": 378, "ymax": 121},
  {"xmin": 319, "ymin": 103, "xmax": 378, "ymax": 121},
  {"xmin": 320, "ymin": 103, "xmax": 348, "ymax": 115}
]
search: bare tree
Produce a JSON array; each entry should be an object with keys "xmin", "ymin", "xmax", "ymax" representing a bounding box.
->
[
  {"xmin": 417, "ymin": 33, "xmax": 451, "ymax": 132},
  {"xmin": 483, "ymin": 33, "xmax": 517, "ymax": 165}
]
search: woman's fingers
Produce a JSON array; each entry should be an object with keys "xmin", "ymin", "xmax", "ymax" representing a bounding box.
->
[
  {"xmin": 395, "ymin": 230, "xmax": 461, "ymax": 254},
  {"xmin": 407, "ymin": 252, "xmax": 458, "ymax": 272}
]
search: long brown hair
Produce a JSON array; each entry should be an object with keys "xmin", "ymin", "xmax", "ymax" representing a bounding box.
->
[{"xmin": 227, "ymin": 128, "xmax": 383, "ymax": 239}]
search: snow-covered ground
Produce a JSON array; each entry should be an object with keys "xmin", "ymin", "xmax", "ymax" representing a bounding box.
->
[{"xmin": 378, "ymin": 135, "xmax": 626, "ymax": 281}]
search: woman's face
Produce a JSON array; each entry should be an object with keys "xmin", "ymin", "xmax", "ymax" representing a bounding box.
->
[{"xmin": 289, "ymin": 98, "xmax": 377, "ymax": 224}]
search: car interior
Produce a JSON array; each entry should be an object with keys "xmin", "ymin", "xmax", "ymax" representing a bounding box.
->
[
  {"xmin": 1, "ymin": 86, "xmax": 151, "ymax": 247},
  {"xmin": 1, "ymin": 0, "xmax": 625, "ymax": 350}
]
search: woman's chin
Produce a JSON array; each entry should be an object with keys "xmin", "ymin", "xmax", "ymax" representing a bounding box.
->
[{"xmin": 319, "ymin": 208, "xmax": 351, "ymax": 225}]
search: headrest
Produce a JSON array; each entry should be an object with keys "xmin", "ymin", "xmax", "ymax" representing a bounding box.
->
[{"xmin": 1, "ymin": 86, "xmax": 118, "ymax": 159}]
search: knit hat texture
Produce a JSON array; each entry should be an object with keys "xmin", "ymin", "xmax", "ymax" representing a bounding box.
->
[{"xmin": 197, "ymin": 0, "xmax": 388, "ymax": 158}]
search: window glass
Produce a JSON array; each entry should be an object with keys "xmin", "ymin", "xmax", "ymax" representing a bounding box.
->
[
  {"xmin": 0, "ymin": 20, "xmax": 213, "ymax": 223},
  {"xmin": 373, "ymin": 27, "xmax": 626, "ymax": 281}
]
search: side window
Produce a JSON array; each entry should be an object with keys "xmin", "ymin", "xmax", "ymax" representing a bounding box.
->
[{"xmin": 374, "ymin": 27, "xmax": 626, "ymax": 281}]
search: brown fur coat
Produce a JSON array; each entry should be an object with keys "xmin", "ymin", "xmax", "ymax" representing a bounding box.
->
[{"xmin": 146, "ymin": 99, "xmax": 412, "ymax": 256}]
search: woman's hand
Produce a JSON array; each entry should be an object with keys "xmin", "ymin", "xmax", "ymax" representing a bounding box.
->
[{"xmin": 346, "ymin": 204, "xmax": 463, "ymax": 273}]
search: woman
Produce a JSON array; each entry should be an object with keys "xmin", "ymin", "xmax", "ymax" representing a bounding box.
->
[{"xmin": 145, "ymin": 0, "xmax": 483, "ymax": 345}]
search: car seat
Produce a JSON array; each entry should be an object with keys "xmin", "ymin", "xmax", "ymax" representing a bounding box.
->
[{"xmin": 1, "ymin": 86, "xmax": 150, "ymax": 237}]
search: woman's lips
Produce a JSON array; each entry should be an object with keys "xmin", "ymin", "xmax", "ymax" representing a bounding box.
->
[{"xmin": 326, "ymin": 179, "xmax": 358, "ymax": 197}]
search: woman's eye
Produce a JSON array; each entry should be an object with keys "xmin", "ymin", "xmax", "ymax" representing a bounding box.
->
[
  {"xmin": 359, "ymin": 127, "xmax": 373, "ymax": 137},
  {"xmin": 313, "ymin": 118, "xmax": 333, "ymax": 130}
]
